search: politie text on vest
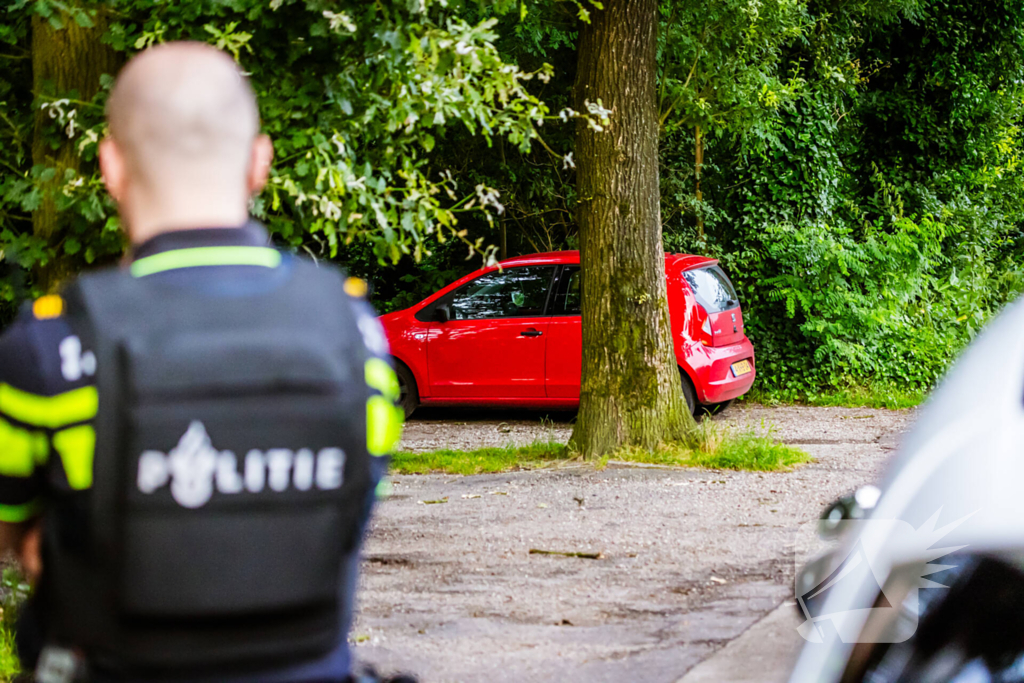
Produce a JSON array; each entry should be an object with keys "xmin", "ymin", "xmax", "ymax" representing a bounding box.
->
[{"xmin": 137, "ymin": 421, "xmax": 346, "ymax": 508}]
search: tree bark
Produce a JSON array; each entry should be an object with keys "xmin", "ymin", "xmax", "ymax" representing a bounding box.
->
[
  {"xmin": 569, "ymin": 0, "xmax": 695, "ymax": 457},
  {"xmin": 695, "ymin": 124, "xmax": 704, "ymax": 237},
  {"xmin": 31, "ymin": 4, "xmax": 118, "ymax": 292}
]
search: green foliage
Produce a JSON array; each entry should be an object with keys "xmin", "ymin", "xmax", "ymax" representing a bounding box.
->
[
  {"xmin": 0, "ymin": 566, "xmax": 29, "ymax": 680},
  {"xmin": 0, "ymin": 0, "xmax": 553, "ymax": 318},
  {"xmin": 747, "ymin": 380, "xmax": 925, "ymax": 408},
  {"xmin": 365, "ymin": 0, "xmax": 1024, "ymax": 400},
  {"xmin": 344, "ymin": 0, "xmax": 1024, "ymax": 401},
  {"xmin": 4, "ymin": 0, "xmax": 1024, "ymax": 399},
  {"xmin": 0, "ymin": 623, "xmax": 17, "ymax": 681},
  {"xmin": 657, "ymin": 0, "xmax": 808, "ymax": 138},
  {"xmin": 665, "ymin": 0, "xmax": 1024, "ymax": 398}
]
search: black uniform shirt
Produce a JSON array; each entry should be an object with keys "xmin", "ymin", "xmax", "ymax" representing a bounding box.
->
[
  {"xmin": 0, "ymin": 224, "xmax": 398, "ymax": 681},
  {"xmin": 0, "ymin": 223, "xmax": 396, "ymax": 520}
]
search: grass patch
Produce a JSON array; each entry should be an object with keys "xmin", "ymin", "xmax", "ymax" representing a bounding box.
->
[
  {"xmin": 391, "ymin": 423, "xmax": 810, "ymax": 475},
  {"xmin": 688, "ymin": 431, "xmax": 810, "ymax": 470},
  {"xmin": 0, "ymin": 566, "xmax": 26, "ymax": 681},
  {"xmin": 747, "ymin": 383, "xmax": 925, "ymax": 410},
  {"xmin": 614, "ymin": 424, "xmax": 810, "ymax": 471},
  {"xmin": 0, "ymin": 622, "xmax": 18, "ymax": 681},
  {"xmin": 391, "ymin": 441, "xmax": 573, "ymax": 475}
]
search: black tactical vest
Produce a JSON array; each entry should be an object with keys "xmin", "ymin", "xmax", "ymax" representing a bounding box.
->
[{"xmin": 43, "ymin": 255, "xmax": 372, "ymax": 678}]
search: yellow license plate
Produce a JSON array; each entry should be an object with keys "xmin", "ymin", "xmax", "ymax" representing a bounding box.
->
[{"xmin": 731, "ymin": 360, "xmax": 752, "ymax": 377}]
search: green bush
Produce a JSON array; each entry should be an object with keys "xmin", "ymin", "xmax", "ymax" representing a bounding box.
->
[{"xmin": 4, "ymin": 0, "xmax": 1024, "ymax": 400}]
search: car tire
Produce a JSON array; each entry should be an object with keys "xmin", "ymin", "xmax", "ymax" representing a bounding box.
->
[
  {"xmin": 678, "ymin": 368, "xmax": 697, "ymax": 415},
  {"xmin": 394, "ymin": 361, "xmax": 419, "ymax": 419}
]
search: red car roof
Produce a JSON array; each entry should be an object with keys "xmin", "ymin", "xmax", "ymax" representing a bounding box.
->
[
  {"xmin": 499, "ymin": 251, "xmax": 579, "ymax": 266},
  {"xmin": 499, "ymin": 250, "xmax": 716, "ymax": 271},
  {"xmin": 667, "ymin": 253, "xmax": 719, "ymax": 271}
]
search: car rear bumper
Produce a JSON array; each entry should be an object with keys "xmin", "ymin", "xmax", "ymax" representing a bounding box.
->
[{"xmin": 681, "ymin": 338, "xmax": 756, "ymax": 404}]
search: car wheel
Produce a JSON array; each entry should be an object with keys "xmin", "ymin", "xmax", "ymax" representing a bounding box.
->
[
  {"xmin": 678, "ymin": 368, "xmax": 697, "ymax": 415},
  {"xmin": 394, "ymin": 362, "xmax": 419, "ymax": 419}
]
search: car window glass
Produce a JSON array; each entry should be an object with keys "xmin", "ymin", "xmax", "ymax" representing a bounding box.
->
[
  {"xmin": 683, "ymin": 265, "xmax": 738, "ymax": 313},
  {"xmin": 551, "ymin": 266, "xmax": 581, "ymax": 315},
  {"xmin": 449, "ymin": 266, "xmax": 555, "ymax": 320}
]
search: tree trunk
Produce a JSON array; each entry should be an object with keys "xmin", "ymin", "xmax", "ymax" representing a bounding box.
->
[
  {"xmin": 569, "ymin": 0, "xmax": 694, "ymax": 457},
  {"xmin": 695, "ymin": 125, "xmax": 704, "ymax": 237},
  {"xmin": 31, "ymin": 5, "xmax": 118, "ymax": 292}
]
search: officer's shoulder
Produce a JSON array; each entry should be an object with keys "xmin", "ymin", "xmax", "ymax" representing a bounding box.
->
[
  {"xmin": 11, "ymin": 294, "xmax": 72, "ymax": 336},
  {"xmin": 30, "ymin": 294, "xmax": 65, "ymax": 321},
  {"xmin": 0, "ymin": 295, "xmax": 80, "ymax": 393}
]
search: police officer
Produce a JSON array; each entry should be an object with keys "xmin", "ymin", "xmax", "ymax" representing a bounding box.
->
[{"xmin": 0, "ymin": 43, "xmax": 408, "ymax": 683}]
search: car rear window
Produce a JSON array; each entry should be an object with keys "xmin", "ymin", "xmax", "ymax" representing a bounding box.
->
[{"xmin": 683, "ymin": 265, "xmax": 739, "ymax": 313}]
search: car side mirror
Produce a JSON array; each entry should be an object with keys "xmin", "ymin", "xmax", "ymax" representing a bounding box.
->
[
  {"xmin": 818, "ymin": 485, "xmax": 881, "ymax": 539},
  {"xmin": 433, "ymin": 303, "xmax": 451, "ymax": 323}
]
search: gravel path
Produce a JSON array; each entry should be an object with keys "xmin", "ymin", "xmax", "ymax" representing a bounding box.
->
[{"xmin": 353, "ymin": 404, "xmax": 914, "ymax": 682}]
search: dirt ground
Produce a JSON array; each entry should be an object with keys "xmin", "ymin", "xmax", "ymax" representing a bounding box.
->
[{"xmin": 353, "ymin": 404, "xmax": 915, "ymax": 683}]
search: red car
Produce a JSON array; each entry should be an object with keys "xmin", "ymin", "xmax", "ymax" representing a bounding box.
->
[{"xmin": 378, "ymin": 251, "xmax": 755, "ymax": 416}]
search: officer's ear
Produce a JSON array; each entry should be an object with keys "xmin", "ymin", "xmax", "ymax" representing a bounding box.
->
[
  {"xmin": 247, "ymin": 134, "xmax": 274, "ymax": 197},
  {"xmin": 99, "ymin": 137, "xmax": 127, "ymax": 204}
]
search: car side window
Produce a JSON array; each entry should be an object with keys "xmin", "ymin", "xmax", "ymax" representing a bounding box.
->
[
  {"xmin": 551, "ymin": 266, "xmax": 581, "ymax": 315},
  {"xmin": 449, "ymin": 266, "xmax": 555, "ymax": 320}
]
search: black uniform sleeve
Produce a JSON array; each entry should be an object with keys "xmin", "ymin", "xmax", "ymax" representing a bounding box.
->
[
  {"xmin": 0, "ymin": 310, "xmax": 52, "ymax": 521},
  {"xmin": 0, "ymin": 298, "xmax": 99, "ymax": 521},
  {"xmin": 347, "ymin": 285, "xmax": 403, "ymax": 461}
]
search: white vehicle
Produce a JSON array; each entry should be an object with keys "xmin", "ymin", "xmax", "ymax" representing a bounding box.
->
[{"xmin": 789, "ymin": 297, "xmax": 1024, "ymax": 683}]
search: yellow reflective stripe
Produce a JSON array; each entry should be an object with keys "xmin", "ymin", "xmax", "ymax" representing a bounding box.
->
[
  {"xmin": 365, "ymin": 358, "xmax": 403, "ymax": 455},
  {"xmin": 131, "ymin": 246, "xmax": 282, "ymax": 277},
  {"xmin": 367, "ymin": 395, "xmax": 403, "ymax": 456},
  {"xmin": 0, "ymin": 499, "xmax": 43, "ymax": 522},
  {"xmin": 53, "ymin": 425, "xmax": 95, "ymax": 490},
  {"xmin": 0, "ymin": 417, "xmax": 48, "ymax": 477},
  {"xmin": 365, "ymin": 358, "xmax": 400, "ymax": 401},
  {"xmin": 0, "ymin": 384, "xmax": 98, "ymax": 429}
]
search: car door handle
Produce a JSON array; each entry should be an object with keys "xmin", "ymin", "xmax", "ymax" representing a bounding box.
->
[{"xmin": 520, "ymin": 329, "xmax": 543, "ymax": 337}]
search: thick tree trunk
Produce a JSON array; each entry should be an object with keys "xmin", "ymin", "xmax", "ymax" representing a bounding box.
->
[
  {"xmin": 31, "ymin": 5, "xmax": 118, "ymax": 292},
  {"xmin": 569, "ymin": 0, "xmax": 695, "ymax": 457}
]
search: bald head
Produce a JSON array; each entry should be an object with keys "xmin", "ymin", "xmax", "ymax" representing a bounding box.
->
[{"xmin": 100, "ymin": 42, "xmax": 273, "ymax": 243}]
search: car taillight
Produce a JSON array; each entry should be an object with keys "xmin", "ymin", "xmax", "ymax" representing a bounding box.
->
[{"xmin": 695, "ymin": 304, "xmax": 714, "ymax": 346}]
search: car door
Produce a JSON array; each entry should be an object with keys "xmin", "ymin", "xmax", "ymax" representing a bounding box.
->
[
  {"xmin": 427, "ymin": 265, "xmax": 556, "ymax": 399},
  {"xmin": 545, "ymin": 265, "xmax": 582, "ymax": 398}
]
